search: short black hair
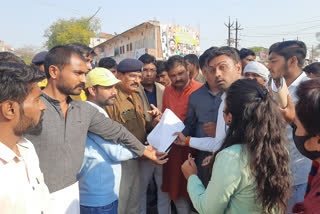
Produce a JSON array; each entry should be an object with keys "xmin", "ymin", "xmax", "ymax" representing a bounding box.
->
[
  {"xmin": 184, "ymin": 54, "xmax": 199, "ymax": 69},
  {"xmin": 165, "ymin": 55, "xmax": 186, "ymax": 72},
  {"xmin": 303, "ymin": 62, "xmax": 320, "ymax": 77},
  {"xmin": 199, "ymin": 47, "xmax": 218, "ymax": 69},
  {"xmin": 66, "ymin": 43, "xmax": 96, "ymax": 57},
  {"xmin": 138, "ymin": 54, "xmax": 156, "ymax": 66},
  {"xmin": 0, "ymin": 62, "xmax": 45, "ymax": 104},
  {"xmin": 239, "ymin": 48, "xmax": 256, "ymax": 59},
  {"xmin": 206, "ymin": 46, "xmax": 240, "ymax": 65},
  {"xmin": 156, "ymin": 60, "xmax": 167, "ymax": 74},
  {"xmin": 296, "ymin": 78, "xmax": 320, "ymax": 136},
  {"xmin": 98, "ymin": 57, "xmax": 117, "ymax": 69},
  {"xmin": 269, "ymin": 40, "xmax": 307, "ymax": 68},
  {"xmin": 0, "ymin": 52, "xmax": 25, "ymax": 64},
  {"xmin": 44, "ymin": 45, "xmax": 86, "ymax": 79}
]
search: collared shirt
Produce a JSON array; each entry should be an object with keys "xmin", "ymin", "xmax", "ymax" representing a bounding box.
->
[
  {"xmin": 144, "ymin": 87, "xmax": 157, "ymax": 107},
  {"xmin": 0, "ymin": 138, "xmax": 50, "ymax": 214},
  {"xmin": 183, "ymin": 83, "xmax": 222, "ymax": 137},
  {"xmin": 271, "ymin": 72, "xmax": 312, "ymax": 185},
  {"xmin": 25, "ymin": 92, "xmax": 145, "ymax": 193},
  {"xmin": 161, "ymin": 79, "xmax": 203, "ymax": 200},
  {"xmin": 105, "ymin": 86, "xmax": 147, "ymax": 143}
]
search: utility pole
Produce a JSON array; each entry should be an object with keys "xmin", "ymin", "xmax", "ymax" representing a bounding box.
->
[
  {"xmin": 225, "ymin": 17, "xmax": 234, "ymax": 47},
  {"xmin": 234, "ymin": 19, "xmax": 243, "ymax": 49},
  {"xmin": 311, "ymin": 45, "xmax": 314, "ymax": 62}
]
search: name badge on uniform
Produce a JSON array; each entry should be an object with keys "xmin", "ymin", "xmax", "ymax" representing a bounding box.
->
[{"xmin": 121, "ymin": 110, "xmax": 131, "ymax": 115}]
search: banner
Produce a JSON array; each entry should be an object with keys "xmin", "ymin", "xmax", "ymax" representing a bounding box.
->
[{"xmin": 160, "ymin": 24, "xmax": 200, "ymax": 59}]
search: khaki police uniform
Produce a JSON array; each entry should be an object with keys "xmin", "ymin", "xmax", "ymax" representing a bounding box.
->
[{"xmin": 105, "ymin": 85, "xmax": 146, "ymax": 214}]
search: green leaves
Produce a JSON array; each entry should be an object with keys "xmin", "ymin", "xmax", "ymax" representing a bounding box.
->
[{"xmin": 44, "ymin": 17, "xmax": 101, "ymax": 49}]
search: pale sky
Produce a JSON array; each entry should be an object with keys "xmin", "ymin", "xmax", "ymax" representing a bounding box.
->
[{"xmin": 1, "ymin": 0, "xmax": 320, "ymax": 52}]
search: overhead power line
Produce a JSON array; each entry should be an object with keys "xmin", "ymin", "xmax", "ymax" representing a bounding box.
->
[{"xmin": 225, "ymin": 17, "xmax": 234, "ymax": 47}]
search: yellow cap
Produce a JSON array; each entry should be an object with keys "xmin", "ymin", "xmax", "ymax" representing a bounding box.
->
[{"xmin": 86, "ymin": 67, "xmax": 121, "ymax": 88}]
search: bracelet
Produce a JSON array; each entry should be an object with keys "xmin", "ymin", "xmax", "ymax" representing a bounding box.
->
[{"xmin": 185, "ymin": 136, "xmax": 191, "ymax": 147}]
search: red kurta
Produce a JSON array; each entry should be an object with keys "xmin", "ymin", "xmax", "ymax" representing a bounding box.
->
[{"xmin": 161, "ymin": 79, "xmax": 203, "ymax": 200}]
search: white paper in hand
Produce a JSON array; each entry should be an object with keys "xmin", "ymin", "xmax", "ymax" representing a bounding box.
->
[{"xmin": 147, "ymin": 109, "xmax": 185, "ymax": 153}]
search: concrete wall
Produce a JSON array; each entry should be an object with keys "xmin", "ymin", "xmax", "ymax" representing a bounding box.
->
[{"xmin": 94, "ymin": 22, "xmax": 159, "ymax": 63}]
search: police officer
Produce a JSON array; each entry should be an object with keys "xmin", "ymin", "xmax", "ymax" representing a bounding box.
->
[{"xmin": 106, "ymin": 58, "xmax": 161, "ymax": 214}]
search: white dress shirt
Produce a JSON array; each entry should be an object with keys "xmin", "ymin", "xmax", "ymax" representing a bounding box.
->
[{"xmin": 0, "ymin": 138, "xmax": 50, "ymax": 214}]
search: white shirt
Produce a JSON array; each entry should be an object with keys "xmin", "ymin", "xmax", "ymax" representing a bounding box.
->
[
  {"xmin": 86, "ymin": 101, "xmax": 109, "ymax": 118},
  {"xmin": 189, "ymin": 93, "xmax": 227, "ymax": 152},
  {"xmin": 272, "ymin": 72, "xmax": 311, "ymax": 185},
  {"xmin": 0, "ymin": 138, "xmax": 50, "ymax": 214}
]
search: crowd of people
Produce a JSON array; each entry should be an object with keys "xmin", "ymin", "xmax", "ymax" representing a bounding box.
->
[{"xmin": 0, "ymin": 40, "xmax": 320, "ymax": 214}]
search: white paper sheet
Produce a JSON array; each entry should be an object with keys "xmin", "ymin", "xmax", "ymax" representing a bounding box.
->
[
  {"xmin": 147, "ymin": 109, "xmax": 185, "ymax": 153},
  {"xmin": 49, "ymin": 182, "xmax": 80, "ymax": 214}
]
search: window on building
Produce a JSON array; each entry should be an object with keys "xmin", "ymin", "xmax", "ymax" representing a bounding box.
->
[
  {"xmin": 115, "ymin": 48, "xmax": 120, "ymax": 56},
  {"xmin": 130, "ymin": 43, "xmax": 132, "ymax": 51},
  {"xmin": 127, "ymin": 44, "xmax": 129, "ymax": 51}
]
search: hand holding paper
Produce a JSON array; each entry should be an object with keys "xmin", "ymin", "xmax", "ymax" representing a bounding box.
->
[
  {"xmin": 147, "ymin": 109, "xmax": 185, "ymax": 153},
  {"xmin": 172, "ymin": 132, "xmax": 186, "ymax": 146}
]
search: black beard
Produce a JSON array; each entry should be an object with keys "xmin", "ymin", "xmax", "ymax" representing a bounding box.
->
[
  {"xmin": 24, "ymin": 111, "xmax": 44, "ymax": 136},
  {"xmin": 25, "ymin": 119, "xmax": 43, "ymax": 136}
]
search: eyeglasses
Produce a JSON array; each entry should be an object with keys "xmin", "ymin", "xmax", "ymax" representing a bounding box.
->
[{"xmin": 142, "ymin": 68, "xmax": 157, "ymax": 73}]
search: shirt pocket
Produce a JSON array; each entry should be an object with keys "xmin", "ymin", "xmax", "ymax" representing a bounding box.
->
[{"xmin": 120, "ymin": 110, "xmax": 136, "ymax": 124}]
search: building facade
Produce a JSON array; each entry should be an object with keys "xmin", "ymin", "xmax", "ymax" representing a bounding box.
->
[{"xmin": 93, "ymin": 21, "xmax": 200, "ymax": 63}]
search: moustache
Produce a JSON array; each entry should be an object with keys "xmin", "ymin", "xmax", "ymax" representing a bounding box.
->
[
  {"xmin": 175, "ymin": 80, "xmax": 184, "ymax": 84},
  {"xmin": 108, "ymin": 95, "xmax": 117, "ymax": 100},
  {"xmin": 130, "ymin": 83, "xmax": 139, "ymax": 87},
  {"xmin": 75, "ymin": 83, "xmax": 85, "ymax": 89}
]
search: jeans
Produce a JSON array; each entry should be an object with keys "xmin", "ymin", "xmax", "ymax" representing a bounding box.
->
[{"xmin": 80, "ymin": 200, "xmax": 118, "ymax": 214}]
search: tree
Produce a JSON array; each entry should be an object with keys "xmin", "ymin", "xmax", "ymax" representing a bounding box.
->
[
  {"xmin": 14, "ymin": 45, "xmax": 41, "ymax": 65},
  {"xmin": 248, "ymin": 46, "xmax": 268, "ymax": 54},
  {"xmin": 44, "ymin": 17, "xmax": 101, "ymax": 49}
]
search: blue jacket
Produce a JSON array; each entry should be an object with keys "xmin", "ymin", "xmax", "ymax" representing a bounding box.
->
[
  {"xmin": 77, "ymin": 133, "xmax": 136, "ymax": 207},
  {"xmin": 77, "ymin": 102, "xmax": 137, "ymax": 207},
  {"xmin": 182, "ymin": 83, "xmax": 222, "ymax": 137}
]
